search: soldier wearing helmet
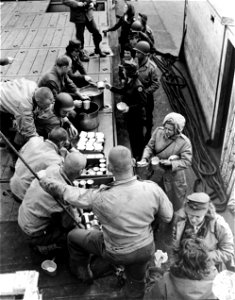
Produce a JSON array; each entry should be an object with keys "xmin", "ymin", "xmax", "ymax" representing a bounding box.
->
[
  {"xmin": 139, "ymin": 112, "xmax": 192, "ymax": 211},
  {"xmin": 35, "ymin": 92, "xmax": 78, "ymax": 140},
  {"xmin": 103, "ymin": 3, "xmax": 135, "ymax": 60},
  {"xmin": 105, "ymin": 62, "xmax": 147, "ymax": 160},
  {"xmin": 133, "ymin": 41, "xmax": 160, "ymax": 143},
  {"xmin": 129, "ymin": 20, "xmax": 155, "ymax": 53},
  {"xmin": 137, "ymin": 13, "xmax": 155, "ymax": 45}
]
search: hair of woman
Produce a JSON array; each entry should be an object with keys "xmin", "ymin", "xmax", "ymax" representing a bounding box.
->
[
  {"xmin": 170, "ymin": 238, "xmax": 212, "ymax": 280},
  {"xmin": 125, "ymin": 3, "xmax": 135, "ymax": 20}
]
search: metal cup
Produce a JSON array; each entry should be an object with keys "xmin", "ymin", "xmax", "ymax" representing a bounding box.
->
[
  {"xmin": 75, "ymin": 99, "xmax": 82, "ymax": 108},
  {"xmin": 97, "ymin": 81, "xmax": 105, "ymax": 89},
  {"xmin": 83, "ymin": 100, "xmax": 91, "ymax": 110}
]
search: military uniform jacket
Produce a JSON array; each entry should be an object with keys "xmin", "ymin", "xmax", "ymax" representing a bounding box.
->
[
  {"xmin": 63, "ymin": 0, "xmax": 94, "ymax": 23},
  {"xmin": 138, "ymin": 58, "xmax": 159, "ymax": 95},
  {"xmin": 38, "ymin": 66, "xmax": 77, "ymax": 98},
  {"xmin": 110, "ymin": 78, "xmax": 147, "ymax": 119},
  {"xmin": 10, "ymin": 137, "xmax": 64, "ymax": 201}
]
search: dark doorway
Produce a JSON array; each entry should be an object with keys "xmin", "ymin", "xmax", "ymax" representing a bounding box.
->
[{"xmin": 213, "ymin": 40, "xmax": 235, "ymax": 150}]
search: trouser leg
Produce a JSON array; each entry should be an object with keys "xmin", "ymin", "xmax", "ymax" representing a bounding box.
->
[
  {"xmin": 120, "ymin": 242, "xmax": 155, "ymax": 300},
  {"xmin": 163, "ymin": 171, "xmax": 187, "ymax": 211},
  {"xmin": 127, "ymin": 118, "xmax": 145, "ymax": 161},
  {"xmin": 75, "ymin": 23, "xmax": 86, "ymax": 49},
  {"xmin": 68, "ymin": 228, "xmax": 104, "ymax": 265},
  {"xmin": 124, "ymin": 262, "xmax": 149, "ymax": 300},
  {"xmin": 145, "ymin": 95, "xmax": 154, "ymax": 143},
  {"xmin": 85, "ymin": 18, "xmax": 102, "ymax": 52}
]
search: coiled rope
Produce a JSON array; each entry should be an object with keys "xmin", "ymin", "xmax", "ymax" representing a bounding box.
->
[{"xmin": 152, "ymin": 53, "xmax": 228, "ymax": 211}]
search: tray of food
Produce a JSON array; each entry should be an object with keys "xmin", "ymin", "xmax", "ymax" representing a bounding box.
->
[
  {"xmin": 74, "ymin": 175, "xmax": 114, "ymax": 189},
  {"xmin": 76, "ymin": 131, "xmax": 105, "ymax": 153},
  {"xmin": 79, "ymin": 156, "xmax": 109, "ymax": 178}
]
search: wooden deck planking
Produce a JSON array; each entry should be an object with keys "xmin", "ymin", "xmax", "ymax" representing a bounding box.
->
[
  {"xmin": 57, "ymin": 13, "xmax": 69, "ymax": 28},
  {"xmin": 3, "ymin": 14, "xmax": 21, "ymax": 29},
  {"xmin": 99, "ymin": 57, "xmax": 111, "ymax": 73},
  {"xmin": 14, "ymin": 14, "xmax": 29, "ymax": 28},
  {"xmin": 14, "ymin": 1, "xmax": 49, "ymax": 14},
  {"xmin": 5, "ymin": 50, "xmax": 28, "ymax": 76},
  {"xmin": 11, "ymin": 29, "xmax": 29, "ymax": 49},
  {"xmin": 0, "ymin": 30, "xmax": 12, "ymax": 46},
  {"xmin": 87, "ymin": 57, "xmax": 100, "ymax": 74},
  {"xmin": 23, "ymin": 14, "xmax": 36, "ymax": 29},
  {"xmin": 30, "ymin": 28, "xmax": 48, "ymax": 48},
  {"xmin": 18, "ymin": 49, "xmax": 39, "ymax": 76},
  {"xmin": 1, "ymin": 29, "xmax": 23, "ymax": 50},
  {"xmin": 20, "ymin": 29, "xmax": 38, "ymax": 48},
  {"xmin": 0, "ymin": 1, "xmax": 112, "ymax": 97},
  {"xmin": 41, "ymin": 27, "xmax": 57, "ymax": 47},
  {"xmin": 51, "ymin": 28, "xmax": 64, "ymax": 47},
  {"xmin": 41, "ymin": 48, "xmax": 60, "ymax": 73},
  {"xmin": 30, "ymin": 14, "xmax": 44, "ymax": 29},
  {"xmin": 0, "ymin": 2, "xmax": 17, "ymax": 19},
  {"xmin": 60, "ymin": 26, "xmax": 75, "ymax": 47},
  {"xmin": 48, "ymin": 13, "xmax": 60, "ymax": 28},
  {"xmin": 28, "ymin": 48, "xmax": 48, "ymax": 76},
  {"xmin": 0, "ymin": 6, "xmax": 18, "ymax": 28},
  {"xmin": 39, "ymin": 13, "xmax": 54, "ymax": 28}
]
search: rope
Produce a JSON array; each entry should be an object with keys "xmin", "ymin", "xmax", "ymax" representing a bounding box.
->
[{"xmin": 151, "ymin": 53, "xmax": 228, "ymax": 211}]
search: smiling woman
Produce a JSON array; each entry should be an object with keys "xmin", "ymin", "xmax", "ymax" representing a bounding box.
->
[{"xmin": 140, "ymin": 112, "xmax": 192, "ymax": 211}]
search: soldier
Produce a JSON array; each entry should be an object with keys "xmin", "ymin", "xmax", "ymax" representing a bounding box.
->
[
  {"xmin": 38, "ymin": 55, "xmax": 89, "ymax": 100},
  {"xmin": 18, "ymin": 152, "xmax": 87, "ymax": 254},
  {"xmin": 134, "ymin": 41, "xmax": 160, "ymax": 143},
  {"xmin": 39, "ymin": 145, "xmax": 173, "ymax": 299},
  {"xmin": 105, "ymin": 61, "xmax": 147, "ymax": 160},
  {"xmin": 63, "ymin": 0, "xmax": 107, "ymax": 60},
  {"xmin": 10, "ymin": 127, "xmax": 68, "ymax": 202}
]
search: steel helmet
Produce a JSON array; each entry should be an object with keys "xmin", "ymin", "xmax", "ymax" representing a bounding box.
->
[
  {"xmin": 133, "ymin": 41, "xmax": 150, "ymax": 55},
  {"xmin": 54, "ymin": 93, "xmax": 74, "ymax": 115},
  {"xmin": 130, "ymin": 20, "xmax": 143, "ymax": 32}
]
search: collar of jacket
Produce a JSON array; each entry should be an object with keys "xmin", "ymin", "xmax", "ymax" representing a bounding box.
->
[
  {"xmin": 176, "ymin": 208, "xmax": 216, "ymax": 233},
  {"xmin": 113, "ymin": 175, "xmax": 137, "ymax": 186},
  {"xmin": 139, "ymin": 57, "xmax": 150, "ymax": 69}
]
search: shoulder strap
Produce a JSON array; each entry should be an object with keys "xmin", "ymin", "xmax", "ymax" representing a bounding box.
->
[{"xmin": 155, "ymin": 139, "xmax": 174, "ymax": 155}]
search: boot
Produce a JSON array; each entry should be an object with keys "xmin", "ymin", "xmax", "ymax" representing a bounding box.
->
[
  {"xmin": 94, "ymin": 48, "xmax": 107, "ymax": 57},
  {"xmin": 69, "ymin": 260, "xmax": 93, "ymax": 284}
]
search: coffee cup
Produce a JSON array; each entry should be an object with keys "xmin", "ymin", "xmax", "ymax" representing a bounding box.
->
[
  {"xmin": 83, "ymin": 100, "xmax": 91, "ymax": 110},
  {"xmin": 117, "ymin": 102, "xmax": 128, "ymax": 112},
  {"xmin": 41, "ymin": 260, "xmax": 57, "ymax": 277},
  {"xmin": 97, "ymin": 81, "xmax": 105, "ymax": 89},
  {"xmin": 74, "ymin": 99, "xmax": 83, "ymax": 108}
]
